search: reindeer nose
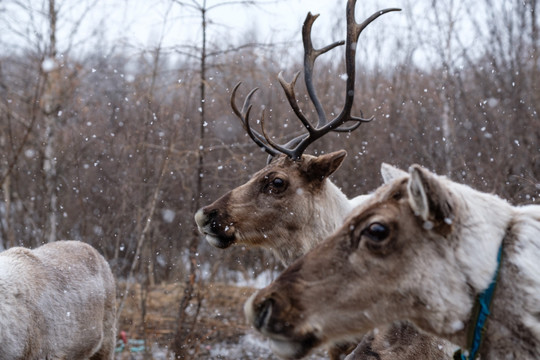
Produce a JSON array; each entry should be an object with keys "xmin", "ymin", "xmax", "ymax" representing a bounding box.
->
[
  {"xmin": 254, "ymin": 298, "xmax": 274, "ymax": 330},
  {"xmin": 245, "ymin": 292, "xmax": 272, "ymax": 330},
  {"xmin": 245, "ymin": 291, "xmax": 288, "ymax": 335},
  {"xmin": 194, "ymin": 207, "xmax": 218, "ymax": 228},
  {"xmin": 194, "ymin": 208, "xmax": 207, "ymax": 228}
]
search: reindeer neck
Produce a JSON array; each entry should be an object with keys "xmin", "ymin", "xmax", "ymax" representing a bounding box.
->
[
  {"xmin": 323, "ymin": 179, "xmax": 357, "ymax": 218},
  {"xmin": 298, "ymin": 180, "xmax": 355, "ymax": 260},
  {"xmin": 454, "ymin": 243, "xmax": 503, "ymax": 360},
  {"xmin": 473, "ymin": 206, "xmax": 540, "ymax": 358},
  {"xmin": 429, "ymin": 184, "xmax": 516, "ymax": 350},
  {"xmin": 271, "ymin": 179, "xmax": 356, "ymax": 266},
  {"xmin": 453, "ymin": 183, "xmax": 514, "ymax": 296}
]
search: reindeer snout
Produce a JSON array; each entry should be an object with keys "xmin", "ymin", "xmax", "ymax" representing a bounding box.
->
[
  {"xmin": 248, "ymin": 295, "xmax": 274, "ymax": 331},
  {"xmin": 245, "ymin": 290, "xmax": 291, "ymax": 336},
  {"xmin": 257, "ymin": 298, "xmax": 274, "ymax": 329},
  {"xmin": 245, "ymin": 288, "xmax": 320, "ymax": 359},
  {"xmin": 195, "ymin": 207, "xmax": 223, "ymax": 234},
  {"xmin": 194, "ymin": 206, "xmax": 236, "ymax": 248},
  {"xmin": 194, "ymin": 208, "xmax": 208, "ymax": 230}
]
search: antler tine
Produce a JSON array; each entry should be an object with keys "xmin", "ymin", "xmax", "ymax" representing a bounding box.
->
[
  {"xmin": 302, "ymin": 12, "xmax": 346, "ymax": 129},
  {"xmin": 229, "ymin": 1, "xmax": 400, "ymax": 162},
  {"xmin": 274, "ymin": 13, "xmax": 349, "ymax": 159},
  {"xmin": 284, "ymin": 1, "xmax": 400, "ymax": 159},
  {"xmin": 337, "ymin": 3, "xmax": 401, "ymax": 122},
  {"xmin": 277, "ymin": 71, "xmax": 312, "ymax": 131},
  {"xmin": 274, "ymin": 12, "xmax": 348, "ymax": 156},
  {"xmin": 334, "ymin": 110, "xmax": 374, "ymax": 132},
  {"xmin": 259, "ymin": 110, "xmax": 296, "ymax": 159},
  {"xmin": 230, "ymin": 82, "xmax": 279, "ymax": 157},
  {"xmin": 231, "ymin": 81, "xmax": 309, "ymax": 160}
]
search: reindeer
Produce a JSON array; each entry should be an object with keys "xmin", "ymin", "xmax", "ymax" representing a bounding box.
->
[
  {"xmin": 194, "ymin": 0, "xmax": 398, "ymax": 266},
  {"xmin": 245, "ymin": 164, "xmax": 540, "ymax": 359},
  {"xmin": 194, "ymin": 1, "xmax": 390, "ymax": 357},
  {"xmin": 195, "ymin": 0, "xmax": 399, "ymax": 266},
  {"xmin": 195, "ymin": 1, "xmax": 457, "ymax": 359},
  {"xmin": 0, "ymin": 240, "xmax": 116, "ymax": 360}
]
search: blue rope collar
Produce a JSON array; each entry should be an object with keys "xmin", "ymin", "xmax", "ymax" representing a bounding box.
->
[{"xmin": 454, "ymin": 243, "xmax": 504, "ymax": 360}]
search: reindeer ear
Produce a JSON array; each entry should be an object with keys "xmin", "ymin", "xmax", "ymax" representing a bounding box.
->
[
  {"xmin": 407, "ymin": 165, "xmax": 430, "ymax": 220},
  {"xmin": 407, "ymin": 165, "xmax": 454, "ymax": 229},
  {"xmin": 381, "ymin": 163, "xmax": 407, "ymax": 184},
  {"xmin": 305, "ymin": 150, "xmax": 347, "ymax": 181}
]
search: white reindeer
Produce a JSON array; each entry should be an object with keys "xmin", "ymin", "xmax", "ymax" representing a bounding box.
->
[
  {"xmin": 245, "ymin": 164, "xmax": 540, "ymax": 359},
  {"xmin": 0, "ymin": 240, "xmax": 116, "ymax": 360}
]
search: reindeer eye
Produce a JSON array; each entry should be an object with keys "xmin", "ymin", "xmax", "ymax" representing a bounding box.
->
[
  {"xmin": 363, "ymin": 222, "xmax": 389, "ymax": 243},
  {"xmin": 272, "ymin": 178, "xmax": 284, "ymax": 188},
  {"xmin": 264, "ymin": 176, "xmax": 288, "ymax": 194}
]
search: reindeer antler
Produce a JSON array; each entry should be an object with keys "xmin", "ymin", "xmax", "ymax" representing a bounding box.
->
[{"xmin": 231, "ymin": 0, "xmax": 401, "ymax": 160}]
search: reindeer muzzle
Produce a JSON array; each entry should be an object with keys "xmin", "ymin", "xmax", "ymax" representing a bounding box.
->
[
  {"xmin": 244, "ymin": 290, "xmax": 320, "ymax": 359},
  {"xmin": 194, "ymin": 208, "xmax": 236, "ymax": 248}
]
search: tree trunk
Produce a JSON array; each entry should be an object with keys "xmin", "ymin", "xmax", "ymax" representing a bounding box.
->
[
  {"xmin": 42, "ymin": 0, "xmax": 59, "ymax": 243},
  {"xmin": 172, "ymin": 4, "xmax": 207, "ymax": 358},
  {"xmin": 2, "ymin": 175, "xmax": 16, "ymax": 249}
]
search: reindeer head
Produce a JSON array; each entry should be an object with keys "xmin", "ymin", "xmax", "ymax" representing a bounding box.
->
[
  {"xmin": 195, "ymin": 0, "xmax": 400, "ymax": 264},
  {"xmin": 244, "ymin": 165, "xmax": 486, "ymax": 359},
  {"xmin": 195, "ymin": 150, "xmax": 348, "ymax": 252}
]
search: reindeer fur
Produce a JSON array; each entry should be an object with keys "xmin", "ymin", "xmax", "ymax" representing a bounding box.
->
[
  {"xmin": 195, "ymin": 151, "xmax": 368, "ymax": 265},
  {"xmin": 0, "ymin": 240, "xmax": 116, "ymax": 360},
  {"xmin": 246, "ymin": 165, "xmax": 540, "ymax": 359},
  {"xmin": 199, "ymin": 157, "xmax": 455, "ymax": 359}
]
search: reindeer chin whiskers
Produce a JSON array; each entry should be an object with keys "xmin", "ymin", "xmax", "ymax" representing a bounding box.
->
[{"xmin": 205, "ymin": 234, "xmax": 231, "ymax": 249}]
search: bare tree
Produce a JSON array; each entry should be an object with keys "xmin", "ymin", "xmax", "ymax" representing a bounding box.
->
[
  {"xmin": 169, "ymin": 1, "xmax": 285, "ymax": 357},
  {"xmin": 1, "ymin": 0, "xmax": 101, "ymax": 244}
]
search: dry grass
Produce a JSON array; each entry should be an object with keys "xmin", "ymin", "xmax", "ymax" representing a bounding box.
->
[
  {"xmin": 116, "ymin": 281, "xmax": 328, "ymax": 359},
  {"xmin": 117, "ymin": 281, "xmax": 258, "ymax": 358}
]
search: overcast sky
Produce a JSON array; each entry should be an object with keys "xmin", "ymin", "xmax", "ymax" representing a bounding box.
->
[
  {"xmin": 1, "ymin": 0, "xmax": 404, "ymax": 56},
  {"xmin": 2, "ymin": 0, "xmax": 491, "ymax": 72},
  {"xmin": 103, "ymin": 0, "xmax": 403, "ymax": 48}
]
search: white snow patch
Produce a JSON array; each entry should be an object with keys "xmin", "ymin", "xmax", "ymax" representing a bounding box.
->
[
  {"xmin": 42, "ymin": 58, "xmax": 57, "ymax": 72},
  {"xmin": 207, "ymin": 333, "xmax": 327, "ymax": 360},
  {"xmin": 161, "ymin": 209, "xmax": 176, "ymax": 223},
  {"xmin": 231, "ymin": 270, "xmax": 276, "ymax": 289},
  {"xmin": 450, "ymin": 320, "xmax": 464, "ymax": 332}
]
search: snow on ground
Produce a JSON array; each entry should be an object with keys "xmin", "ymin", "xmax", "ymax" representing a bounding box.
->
[
  {"xmin": 115, "ymin": 333, "xmax": 328, "ymax": 360},
  {"xmin": 206, "ymin": 333, "xmax": 325, "ymax": 359},
  {"xmin": 228, "ymin": 269, "xmax": 277, "ymax": 289}
]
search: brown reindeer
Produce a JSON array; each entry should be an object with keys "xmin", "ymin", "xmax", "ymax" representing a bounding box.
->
[
  {"xmin": 245, "ymin": 165, "xmax": 540, "ymax": 359},
  {"xmin": 0, "ymin": 240, "xmax": 116, "ymax": 360},
  {"xmin": 195, "ymin": 0, "xmax": 398, "ymax": 267},
  {"xmin": 196, "ymin": 2, "xmax": 455, "ymax": 359},
  {"xmin": 194, "ymin": 2, "xmax": 394, "ymax": 357}
]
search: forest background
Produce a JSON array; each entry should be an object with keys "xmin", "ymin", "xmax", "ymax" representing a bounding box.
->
[{"xmin": 0, "ymin": 0, "xmax": 538, "ymax": 358}]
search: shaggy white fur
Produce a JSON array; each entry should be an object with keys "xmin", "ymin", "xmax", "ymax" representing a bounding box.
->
[
  {"xmin": 0, "ymin": 241, "xmax": 116, "ymax": 360},
  {"xmin": 246, "ymin": 165, "xmax": 540, "ymax": 359}
]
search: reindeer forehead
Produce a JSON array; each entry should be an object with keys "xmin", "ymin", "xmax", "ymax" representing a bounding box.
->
[
  {"xmin": 363, "ymin": 177, "xmax": 409, "ymax": 209},
  {"xmin": 340, "ymin": 178, "xmax": 409, "ymax": 226},
  {"xmin": 378, "ymin": 177, "xmax": 408, "ymax": 200},
  {"xmin": 250, "ymin": 155, "xmax": 307, "ymax": 180}
]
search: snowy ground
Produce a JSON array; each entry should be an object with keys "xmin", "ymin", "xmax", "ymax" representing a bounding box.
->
[{"xmin": 115, "ymin": 333, "xmax": 328, "ymax": 360}]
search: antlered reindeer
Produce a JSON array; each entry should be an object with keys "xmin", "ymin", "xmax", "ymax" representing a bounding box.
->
[
  {"xmin": 194, "ymin": 2, "xmax": 388, "ymax": 358},
  {"xmin": 195, "ymin": 1, "xmax": 399, "ymax": 265},
  {"xmin": 194, "ymin": 0, "xmax": 397, "ymax": 265},
  {"xmin": 0, "ymin": 240, "xmax": 116, "ymax": 360},
  {"xmin": 196, "ymin": 1, "xmax": 455, "ymax": 359},
  {"xmin": 245, "ymin": 165, "xmax": 540, "ymax": 359}
]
